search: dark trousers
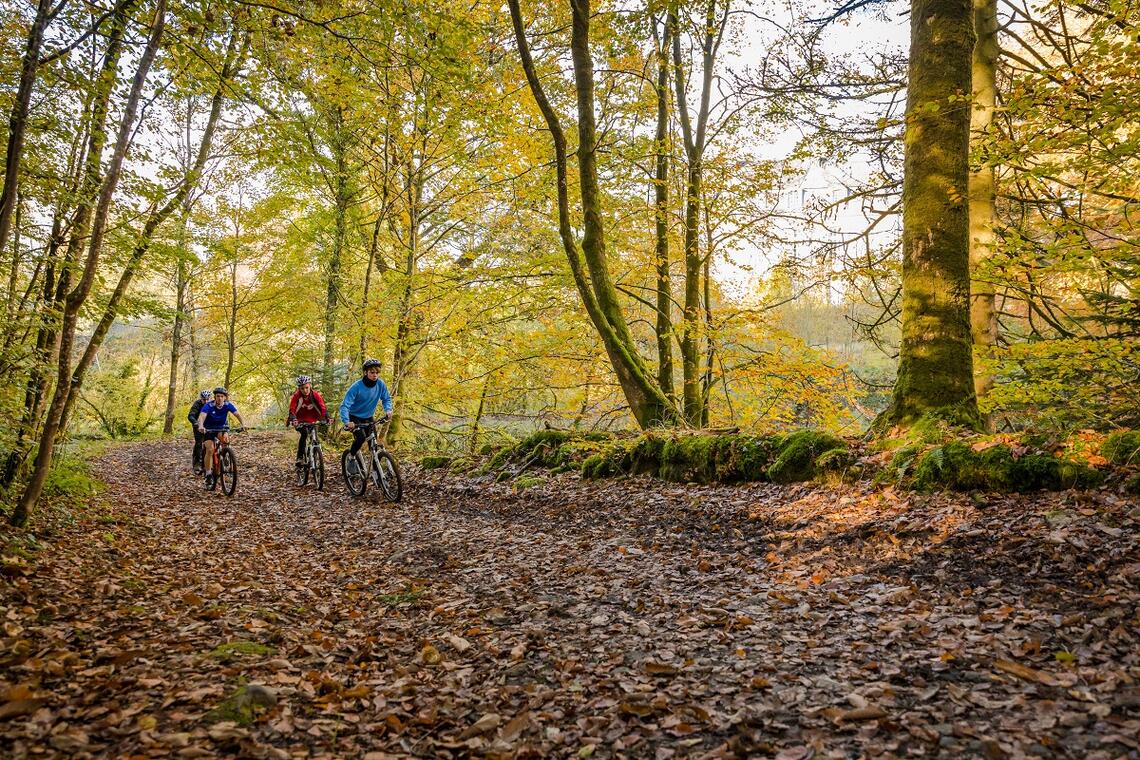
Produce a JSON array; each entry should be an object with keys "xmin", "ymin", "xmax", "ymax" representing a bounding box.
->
[
  {"xmin": 349, "ymin": 415, "xmax": 373, "ymax": 456},
  {"xmin": 192, "ymin": 426, "xmax": 205, "ymax": 468},
  {"xmin": 296, "ymin": 426, "xmax": 312, "ymax": 460}
]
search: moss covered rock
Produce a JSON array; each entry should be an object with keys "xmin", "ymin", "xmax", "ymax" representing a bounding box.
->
[
  {"xmin": 912, "ymin": 442, "xmax": 1102, "ymax": 492},
  {"xmin": 710, "ymin": 435, "xmax": 777, "ymax": 482},
  {"xmin": 766, "ymin": 431, "xmax": 847, "ymax": 484},
  {"xmin": 1102, "ymin": 431, "xmax": 1140, "ymax": 466},
  {"xmin": 420, "ymin": 455, "xmax": 452, "ymax": 470},
  {"xmin": 659, "ymin": 435, "xmax": 719, "ymax": 482}
]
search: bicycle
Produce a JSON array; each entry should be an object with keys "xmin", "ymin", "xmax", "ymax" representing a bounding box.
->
[
  {"xmin": 293, "ymin": 421, "xmax": 326, "ymax": 490},
  {"xmin": 340, "ymin": 420, "xmax": 402, "ymax": 502},
  {"xmin": 203, "ymin": 425, "xmax": 240, "ymax": 496}
]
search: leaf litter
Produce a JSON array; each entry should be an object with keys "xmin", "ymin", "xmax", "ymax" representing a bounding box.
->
[{"xmin": 1, "ymin": 433, "xmax": 1137, "ymax": 758}]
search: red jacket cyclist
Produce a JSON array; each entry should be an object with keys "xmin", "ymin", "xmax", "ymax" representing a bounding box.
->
[{"xmin": 287, "ymin": 375, "xmax": 329, "ymax": 466}]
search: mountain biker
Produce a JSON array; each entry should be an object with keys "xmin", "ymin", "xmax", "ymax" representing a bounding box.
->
[
  {"xmin": 188, "ymin": 389, "xmax": 211, "ymax": 474},
  {"xmin": 287, "ymin": 375, "xmax": 329, "ymax": 467},
  {"xmin": 339, "ymin": 358, "xmax": 393, "ymax": 468},
  {"xmin": 196, "ymin": 387, "xmax": 246, "ymax": 488}
]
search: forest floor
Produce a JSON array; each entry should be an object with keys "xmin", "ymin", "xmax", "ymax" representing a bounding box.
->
[{"xmin": 1, "ymin": 432, "xmax": 1138, "ymax": 759}]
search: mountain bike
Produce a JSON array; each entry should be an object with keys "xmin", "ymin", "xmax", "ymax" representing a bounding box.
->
[
  {"xmin": 203, "ymin": 426, "xmax": 240, "ymax": 496},
  {"xmin": 341, "ymin": 420, "xmax": 402, "ymax": 502},
  {"xmin": 293, "ymin": 422, "xmax": 326, "ymax": 490}
]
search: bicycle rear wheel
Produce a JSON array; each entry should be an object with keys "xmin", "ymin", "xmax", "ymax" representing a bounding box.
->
[
  {"xmin": 219, "ymin": 448, "xmax": 238, "ymax": 496},
  {"xmin": 375, "ymin": 451, "xmax": 403, "ymax": 503},
  {"xmin": 341, "ymin": 450, "xmax": 367, "ymax": 497},
  {"xmin": 311, "ymin": 444, "xmax": 325, "ymax": 491}
]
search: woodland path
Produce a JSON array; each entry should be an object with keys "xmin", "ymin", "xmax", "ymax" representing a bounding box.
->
[{"xmin": 1, "ymin": 432, "xmax": 1137, "ymax": 758}]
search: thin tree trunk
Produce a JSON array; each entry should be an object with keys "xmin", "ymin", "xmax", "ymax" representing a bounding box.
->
[
  {"xmin": 388, "ymin": 165, "xmax": 419, "ymax": 444},
  {"xmin": 163, "ymin": 256, "xmax": 189, "ymax": 433},
  {"xmin": 323, "ymin": 112, "xmax": 350, "ymax": 392},
  {"xmin": 672, "ymin": 0, "xmax": 724, "ymax": 426},
  {"xmin": 14, "ymin": 0, "xmax": 166, "ymax": 526},
  {"xmin": 470, "ymin": 373, "xmax": 490, "ymax": 453},
  {"xmin": 0, "ymin": 0, "xmax": 53, "ymax": 260},
  {"xmin": 509, "ymin": 0, "xmax": 678, "ymax": 429},
  {"xmin": 876, "ymin": 0, "xmax": 980, "ymax": 431},
  {"xmin": 969, "ymin": 0, "xmax": 999, "ymax": 412},
  {"xmin": 224, "ymin": 257, "xmax": 237, "ymax": 390},
  {"xmin": 652, "ymin": 13, "xmax": 675, "ymax": 402}
]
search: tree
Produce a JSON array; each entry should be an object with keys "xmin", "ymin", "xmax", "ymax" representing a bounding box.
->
[
  {"xmin": 876, "ymin": 0, "xmax": 980, "ymax": 430},
  {"xmin": 509, "ymin": 0, "xmax": 680, "ymax": 429}
]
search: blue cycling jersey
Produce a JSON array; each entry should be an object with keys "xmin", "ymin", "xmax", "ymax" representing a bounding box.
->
[
  {"xmin": 199, "ymin": 400, "xmax": 237, "ymax": 430},
  {"xmin": 339, "ymin": 378, "xmax": 392, "ymax": 423}
]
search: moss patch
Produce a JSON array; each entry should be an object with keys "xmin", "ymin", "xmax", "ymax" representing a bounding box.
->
[
  {"xmin": 207, "ymin": 640, "xmax": 275, "ymax": 659},
  {"xmin": 420, "ymin": 455, "xmax": 452, "ymax": 470},
  {"xmin": 205, "ymin": 684, "xmax": 277, "ymax": 726},
  {"xmin": 1102, "ymin": 431, "xmax": 1140, "ymax": 466},
  {"xmin": 766, "ymin": 431, "xmax": 847, "ymax": 484},
  {"xmin": 912, "ymin": 442, "xmax": 1102, "ymax": 492}
]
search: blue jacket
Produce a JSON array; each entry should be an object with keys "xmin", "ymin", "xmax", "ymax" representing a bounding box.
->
[{"xmin": 339, "ymin": 378, "xmax": 392, "ymax": 423}]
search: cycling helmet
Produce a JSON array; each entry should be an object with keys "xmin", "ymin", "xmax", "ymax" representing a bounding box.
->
[
  {"xmin": 362, "ymin": 358, "xmax": 381, "ymax": 372},
  {"xmin": 295, "ymin": 375, "xmax": 312, "ymax": 387},
  {"xmin": 213, "ymin": 386, "xmax": 228, "ymax": 396},
  {"xmin": 199, "ymin": 389, "xmax": 211, "ymax": 400}
]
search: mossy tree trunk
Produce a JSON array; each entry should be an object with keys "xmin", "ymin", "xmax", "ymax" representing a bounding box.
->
[
  {"xmin": 877, "ymin": 0, "xmax": 981, "ymax": 431},
  {"xmin": 651, "ymin": 13, "xmax": 675, "ymax": 402},
  {"xmin": 509, "ymin": 0, "xmax": 680, "ymax": 429},
  {"xmin": 969, "ymin": 0, "xmax": 999, "ymax": 411}
]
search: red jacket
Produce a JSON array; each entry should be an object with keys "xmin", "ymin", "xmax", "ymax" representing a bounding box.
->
[{"xmin": 288, "ymin": 389, "xmax": 329, "ymax": 424}]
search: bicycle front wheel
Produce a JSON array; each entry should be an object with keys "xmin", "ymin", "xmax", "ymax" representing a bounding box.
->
[
  {"xmin": 219, "ymin": 448, "xmax": 238, "ymax": 496},
  {"xmin": 341, "ymin": 450, "xmax": 367, "ymax": 497},
  {"xmin": 375, "ymin": 451, "xmax": 403, "ymax": 503},
  {"xmin": 312, "ymin": 445, "xmax": 325, "ymax": 491},
  {"xmin": 296, "ymin": 451, "xmax": 309, "ymax": 486}
]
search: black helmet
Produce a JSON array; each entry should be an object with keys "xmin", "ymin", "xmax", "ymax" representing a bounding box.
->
[
  {"xmin": 213, "ymin": 386, "xmax": 228, "ymax": 396},
  {"xmin": 362, "ymin": 358, "xmax": 381, "ymax": 372}
]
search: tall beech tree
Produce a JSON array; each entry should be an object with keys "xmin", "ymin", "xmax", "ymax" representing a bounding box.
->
[
  {"xmin": 508, "ymin": 0, "xmax": 680, "ymax": 429},
  {"xmin": 878, "ymin": 0, "xmax": 980, "ymax": 429}
]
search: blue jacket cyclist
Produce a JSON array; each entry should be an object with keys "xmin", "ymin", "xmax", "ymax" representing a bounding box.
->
[
  {"xmin": 339, "ymin": 358, "xmax": 393, "ymax": 458},
  {"xmin": 196, "ymin": 387, "xmax": 246, "ymax": 487}
]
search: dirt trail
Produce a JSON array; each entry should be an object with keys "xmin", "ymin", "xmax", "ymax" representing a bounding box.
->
[{"xmin": 2, "ymin": 432, "xmax": 1137, "ymax": 758}]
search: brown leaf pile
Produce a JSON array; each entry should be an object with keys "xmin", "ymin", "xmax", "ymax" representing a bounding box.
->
[{"xmin": 1, "ymin": 433, "xmax": 1137, "ymax": 758}]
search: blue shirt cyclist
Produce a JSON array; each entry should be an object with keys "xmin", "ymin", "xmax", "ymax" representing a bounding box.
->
[
  {"xmin": 339, "ymin": 358, "xmax": 393, "ymax": 457},
  {"xmin": 195, "ymin": 387, "xmax": 246, "ymax": 486}
]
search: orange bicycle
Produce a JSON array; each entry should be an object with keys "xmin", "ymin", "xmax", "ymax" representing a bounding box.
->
[{"xmin": 204, "ymin": 426, "xmax": 240, "ymax": 496}]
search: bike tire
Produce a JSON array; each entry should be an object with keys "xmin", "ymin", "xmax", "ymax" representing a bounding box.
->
[
  {"xmin": 312, "ymin": 445, "xmax": 325, "ymax": 491},
  {"xmin": 341, "ymin": 450, "xmax": 367, "ymax": 497},
  {"xmin": 376, "ymin": 451, "xmax": 403, "ymax": 503},
  {"xmin": 296, "ymin": 454, "xmax": 309, "ymax": 486},
  {"xmin": 219, "ymin": 448, "xmax": 238, "ymax": 496}
]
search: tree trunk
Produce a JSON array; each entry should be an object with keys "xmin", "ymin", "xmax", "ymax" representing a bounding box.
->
[
  {"xmin": 969, "ymin": 0, "xmax": 999, "ymax": 410},
  {"xmin": 0, "ymin": 0, "xmax": 53, "ymax": 260},
  {"xmin": 163, "ymin": 256, "xmax": 189, "ymax": 433},
  {"xmin": 323, "ymin": 112, "xmax": 350, "ymax": 392},
  {"xmin": 877, "ymin": 0, "xmax": 980, "ymax": 431},
  {"xmin": 672, "ymin": 0, "xmax": 723, "ymax": 426},
  {"xmin": 509, "ymin": 0, "xmax": 679, "ymax": 429},
  {"xmin": 652, "ymin": 14, "xmax": 675, "ymax": 401},
  {"xmin": 224, "ymin": 257, "xmax": 237, "ymax": 390},
  {"xmin": 14, "ymin": 0, "xmax": 165, "ymax": 526}
]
